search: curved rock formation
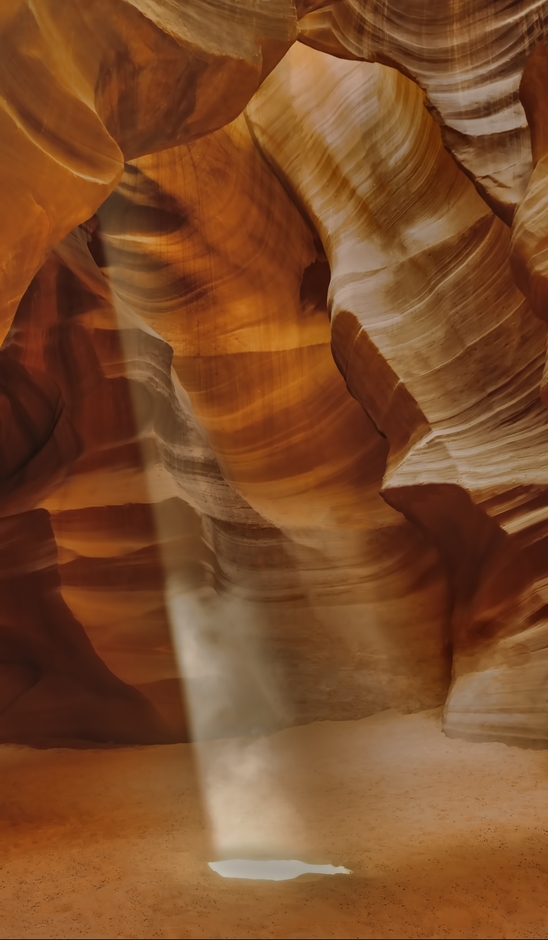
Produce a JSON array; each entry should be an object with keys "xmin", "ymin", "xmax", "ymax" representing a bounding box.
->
[
  {"xmin": 0, "ymin": 152, "xmax": 450, "ymax": 744},
  {"xmin": 247, "ymin": 43, "xmax": 548, "ymax": 746},
  {"xmin": 0, "ymin": 0, "xmax": 296, "ymax": 745},
  {"xmin": 3, "ymin": 2, "xmax": 548, "ymax": 749},
  {"xmin": 512, "ymin": 41, "xmax": 548, "ymax": 371},
  {"xmin": 298, "ymin": 0, "xmax": 548, "ymax": 222},
  {"xmin": 0, "ymin": 235, "xmax": 191, "ymax": 744},
  {"xmin": 0, "ymin": 0, "xmax": 297, "ymax": 345},
  {"xmin": 83, "ymin": 113, "xmax": 451, "ymax": 730}
]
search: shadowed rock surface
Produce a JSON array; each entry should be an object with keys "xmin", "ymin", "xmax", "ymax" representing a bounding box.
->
[{"xmin": 2, "ymin": 1, "xmax": 548, "ymax": 749}]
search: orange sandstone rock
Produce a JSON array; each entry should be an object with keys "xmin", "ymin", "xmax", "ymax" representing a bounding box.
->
[
  {"xmin": 247, "ymin": 43, "xmax": 548, "ymax": 745},
  {"xmin": 2, "ymin": 3, "xmax": 548, "ymax": 749},
  {"xmin": 0, "ymin": 0, "xmax": 297, "ymax": 345},
  {"xmin": 298, "ymin": 0, "xmax": 547, "ymax": 222}
]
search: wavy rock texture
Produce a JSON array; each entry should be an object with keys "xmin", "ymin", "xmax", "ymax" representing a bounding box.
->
[
  {"xmin": 0, "ymin": 0, "xmax": 297, "ymax": 345},
  {"xmin": 0, "ymin": 132, "xmax": 450, "ymax": 744},
  {"xmin": 512, "ymin": 42, "xmax": 548, "ymax": 348},
  {"xmin": 0, "ymin": 249, "xmax": 184, "ymax": 745},
  {"xmin": 3, "ymin": 3, "xmax": 548, "ymax": 749},
  {"xmin": 298, "ymin": 0, "xmax": 548, "ymax": 222},
  {"xmin": 88, "ymin": 114, "xmax": 450, "ymax": 730},
  {"xmin": 247, "ymin": 43, "xmax": 548, "ymax": 746}
]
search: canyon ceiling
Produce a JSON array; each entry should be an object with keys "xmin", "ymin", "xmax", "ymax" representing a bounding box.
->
[{"xmin": 1, "ymin": 0, "xmax": 548, "ymax": 749}]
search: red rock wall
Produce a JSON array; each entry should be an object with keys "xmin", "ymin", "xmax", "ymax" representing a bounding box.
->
[{"xmin": 2, "ymin": 1, "xmax": 548, "ymax": 747}]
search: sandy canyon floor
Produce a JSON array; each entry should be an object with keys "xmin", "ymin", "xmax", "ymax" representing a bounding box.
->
[{"xmin": 1, "ymin": 709, "xmax": 548, "ymax": 939}]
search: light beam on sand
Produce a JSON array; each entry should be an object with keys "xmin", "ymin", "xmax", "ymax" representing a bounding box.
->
[
  {"xmin": 208, "ymin": 860, "xmax": 351, "ymax": 880},
  {"xmin": 82, "ymin": 221, "xmax": 315, "ymax": 866},
  {"xmin": 166, "ymin": 578, "xmax": 304, "ymax": 861}
]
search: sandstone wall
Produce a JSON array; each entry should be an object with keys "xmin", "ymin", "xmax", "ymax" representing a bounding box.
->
[{"xmin": 1, "ymin": 1, "xmax": 548, "ymax": 747}]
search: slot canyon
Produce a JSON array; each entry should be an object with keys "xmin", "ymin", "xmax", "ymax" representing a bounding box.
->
[{"xmin": 2, "ymin": 1, "xmax": 548, "ymax": 937}]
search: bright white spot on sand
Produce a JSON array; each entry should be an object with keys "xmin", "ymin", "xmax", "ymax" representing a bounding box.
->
[{"xmin": 208, "ymin": 859, "xmax": 351, "ymax": 881}]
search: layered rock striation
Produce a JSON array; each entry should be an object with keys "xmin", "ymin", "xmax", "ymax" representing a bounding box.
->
[
  {"xmin": 247, "ymin": 43, "xmax": 548, "ymax": 745},
  {"xmin": 298, "ymin": 0, "xmax": 548, "ymax": 223},
  {"xmin": 2, "ymin": 1, "xmax": 548, "ymax": 747},
  {"xmin": 0, "ymin": 0, "xmax": 297, "ymax": 345}
]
